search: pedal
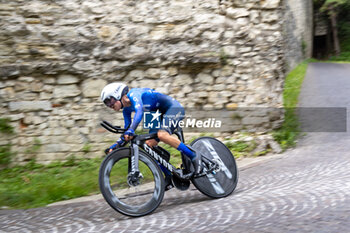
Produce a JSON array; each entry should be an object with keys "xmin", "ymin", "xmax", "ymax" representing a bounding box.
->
[
  {"xmin": 182, "ymin": 172, "xmax": 194, "ymax": 180},
  {"xmin": 173, "ymin": 168, "xmax": 193, "ymax": 180},
  {"xmin": 193, "ymin": 172, "xmax": 207, "ymax": 178}
]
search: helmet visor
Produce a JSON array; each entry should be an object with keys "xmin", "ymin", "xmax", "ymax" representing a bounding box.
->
[{"xmin": 104, "ymin": 97, "xmax": 117, "ymax": 108}]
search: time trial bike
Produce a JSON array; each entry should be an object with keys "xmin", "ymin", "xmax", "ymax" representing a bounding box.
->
[{"xmin": 99, "ymin": 120, "xmax": 238, "ymax": 217}]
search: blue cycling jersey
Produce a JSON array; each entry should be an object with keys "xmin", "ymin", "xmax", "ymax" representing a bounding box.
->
[{"xmin": 123, "ymin": 88, "xmax": 183, "ymax": 131}]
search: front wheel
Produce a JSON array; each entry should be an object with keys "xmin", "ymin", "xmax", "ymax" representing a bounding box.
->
[
  {"xmin": 99, "ymin": 148, "xmax": 165, "ymax": 217},
  {"xmin": 190, "ymin": 137, "xmax": 238, "ymax": 198}
]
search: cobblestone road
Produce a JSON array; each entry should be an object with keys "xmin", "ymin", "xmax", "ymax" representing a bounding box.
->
[{"xmin": 1, "ymin": 63, "xmax": 350, "ymax": 232}]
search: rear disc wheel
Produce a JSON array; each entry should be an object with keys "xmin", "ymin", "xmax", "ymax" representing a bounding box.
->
[{"xmin": 190, "ymin": 137, "xmax": 238, "ymax": 198}]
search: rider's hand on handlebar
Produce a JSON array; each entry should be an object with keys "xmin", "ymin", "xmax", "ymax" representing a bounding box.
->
[
  {"xmin": 105, "ymin": 147, "xmax": 111, "ymax": 154},
  {"xmin": 105, "ymin": 143, "xmax": 118, "ymax": 154},
  {"xmin": 124, "ymin": 135, "xmax": 133, "ymax": 141},
  {"xmin": 105, "ymin": 136, "xmax": 126, "ymax": 154},
  {"xmin": 124, "ymin": 128, "xmax": 135, "ymax": 141}
]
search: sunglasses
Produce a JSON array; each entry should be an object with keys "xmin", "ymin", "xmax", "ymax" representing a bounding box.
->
[{"xmin": 104, "ymin": 97, "xmax": 118, "ymax": 108}]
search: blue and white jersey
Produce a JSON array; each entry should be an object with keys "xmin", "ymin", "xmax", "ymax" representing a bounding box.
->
[{"xmin": 123, "ymin": 88, "xmax": 183, "ymax": 131}]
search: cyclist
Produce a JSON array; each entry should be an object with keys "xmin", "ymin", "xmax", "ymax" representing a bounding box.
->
[{"xmin": 100, "ymin": 82, "xmax": 202, "ymax": 189}]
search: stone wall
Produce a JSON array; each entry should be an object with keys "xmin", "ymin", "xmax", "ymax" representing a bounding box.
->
[
  {"xmin": 284, "ymin": 0, "xmax": 313, "ymax": 71},
  {"xmin": 0, "ymin": 0, "xmax": 306, "ymax": 164}
]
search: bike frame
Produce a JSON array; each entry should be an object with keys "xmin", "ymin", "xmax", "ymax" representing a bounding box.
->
[{"xmin": 130, "ymin": 130, "xmax": 194, "ymax": 180}]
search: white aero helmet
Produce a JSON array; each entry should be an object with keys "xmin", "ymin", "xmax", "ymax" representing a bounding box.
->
[{"xmin": 100, "ymin": 83, "xmax": 129, "ymax": 104}]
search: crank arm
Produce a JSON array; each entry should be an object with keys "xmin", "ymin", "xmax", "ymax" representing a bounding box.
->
[{"xmin": 173, "ymin": 169, "xmax": 194, "ymax": 180}]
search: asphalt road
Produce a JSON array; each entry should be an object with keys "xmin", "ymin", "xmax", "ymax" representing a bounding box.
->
[{"xmin": 1, "ymin": 63, "xmax": 350, "ymax": 232}]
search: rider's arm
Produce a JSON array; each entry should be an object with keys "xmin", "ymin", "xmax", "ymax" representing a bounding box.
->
[
  {"xmin": 123, "ymin": 108, "xmax": 132, "ymax": 129},
  {"xmin": 128, "ymin": 93, "xmax": 144, "ymax": 132},
  {"xmin": 108, "ymin": 109, "xmax": 132, "ymax": 152}
]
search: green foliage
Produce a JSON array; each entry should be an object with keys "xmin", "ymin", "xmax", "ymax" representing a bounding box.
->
[
  {"xmin": 0, "ymin": 118, "xmax": 13, "ymax": 134},
  {"xmin": 225, "ymin": 141, "xmax": 250, "ymax": 152},
  {"xmin": 0, "ymin": 118, "xmax": 15, "ymax": 167},
  {"xmin": 25, "ymin": 138, "xmax": 42, "ymax": 154},
  {"xmin": 0, "ymin": 118, "xmax": 14, "ymax": 134},
  {"xmin": 0, "ymin": 158, "xmax": 102, "ymax": 209},
  {"xmin": 314, "ymin": 0, "xmax": 350, "ymax": 58},
  {"xmin": 329, "ymin": 51, "xmax": 350, "ymax": 61},
  {"xmin": 25, "ymin": 159, "xmax": 44, "ymax": 170},
  {"xmin": 323, "ymin": 0, "xmax": 348, "ymax": 6},
  {"xmin": 82, "ymin": 143, "xmax": 91, "ymax": 153},
  {"xmin": 282, "ymin": 60, "xmax": 310, "ymax": 108},
  {"xmin": 272, "ymin": 60, "xmax": 316, "ymax": 150},
  {"xmin": 0, "ymin": 145, "xmax": 12, "ymax": 166},
  {"xmin": 272, "ymin": 109, "xmax": 299, "ymax": 150},
  {"xmin": 315, "ymin": 0, "xmax": 350, "ymax": 12},
  {"xmin": 225, "ymin": 140, "xmax": 257, "ymax": 158},
  {"xmin": 339, "ymin": 22, "xmax": 350, "ymax": 46},
  {"xmin": 302, "ymin": 40, "xmax": 307, "ymax": 56},
  {"xmin": 253, "ymin": 149, "xmax": 271, "ymax": 157},
  {"xmin": 63, "ymin": 155, "xmax": 78, "ymax": 167},
  {"xmin": 330, "ymin": 21, "xmax": 350, "ymax": 61},
  {"xmin": 231, "ymin": 114, "xmax": 243, "ymax": 120},
  {"xmin": 220, "ymin": 48, "xmax": 228, "ymax": 65}
]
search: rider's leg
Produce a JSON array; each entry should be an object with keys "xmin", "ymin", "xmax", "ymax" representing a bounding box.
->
[
  {"xmin": 159, "ymin": 105, "xmax": 202, "ymax": 174},
  {"xmin": 157, "ymin": 130, "xmax": 202, "ymax": 174},
  {"xmin": 145, "ymin": 139, "xmax": 158, "ymax": 148},
  {"xmin": 157, "ymin": 130, "xmax": 194, "ymax": 158}
]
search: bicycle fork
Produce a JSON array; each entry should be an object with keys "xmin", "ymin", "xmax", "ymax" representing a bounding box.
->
[{"xmin": 127, "ymin": 143, "xmax": 143, "ymax": 187}]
